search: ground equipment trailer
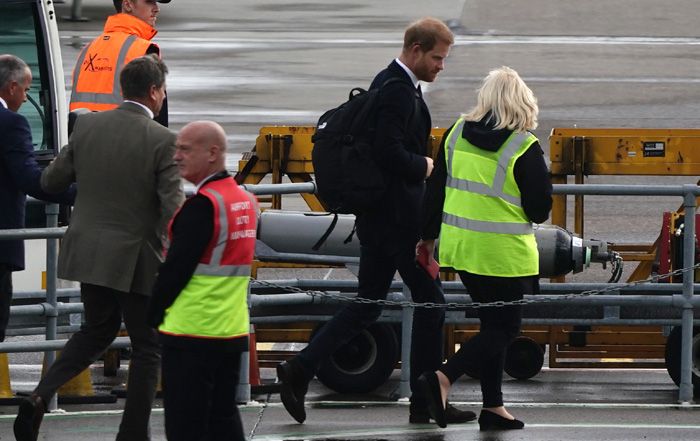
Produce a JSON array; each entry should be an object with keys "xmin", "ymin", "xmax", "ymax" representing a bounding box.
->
[
  {"xmin": 238, "ymin": 125, "xmax": 699, "ymax": 396},
  {"xmin": 550, "ymin": 128, "xmax": 700, "ymax": 394}
]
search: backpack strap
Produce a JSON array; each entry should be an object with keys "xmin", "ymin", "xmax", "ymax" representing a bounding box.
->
[{"xmin": 310, "ymin": 212, "xmax": 339, "ymax": 251}]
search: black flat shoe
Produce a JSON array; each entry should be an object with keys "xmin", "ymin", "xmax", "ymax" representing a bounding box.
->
[
  {"xmin": 417, "ymin": 371, "xmax": 447, "ymax": 428},
  {"xmin": 409, "ymin": 401, "xmax": 476, "ymax": 424},
  {"xmin": 478, "ymin": 410, "xmax": 525, "ymax": 431}
]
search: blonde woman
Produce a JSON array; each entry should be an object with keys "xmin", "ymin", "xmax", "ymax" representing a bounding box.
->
[{"xmin": 417, "ymin": 66, "xmax": 552, "ymax": 430}]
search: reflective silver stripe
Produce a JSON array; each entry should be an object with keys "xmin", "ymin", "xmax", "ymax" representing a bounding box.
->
[
  {"xmin": 242, "ymin": 189, "xmax": 259, "ymax": 218},
  {"xmin": 70, "ymin": 35, "xmax": 138, "ymax": 106},
  {"xmin": 491, "ymin": 132, "xmax": 530, "ymax": 194},
  {"xmin": 443, "ymin": 212, "xmax": 533, "ymax": 235},
  {"xmin": 445, "ymin": 119, "xmax": 466, "ymax": 176},
  {"xmin": 202, "ymin": 188, "xmax": 229, "ymax": 266},
  {"xmin": 70, "ymin": 45, "xmax": 89, "ymax": 101},
  {"xmin": 446, "ymin": 176, "xmax": 522, "ymax": 207},
  {"xmin": 194, "ymin": 264, "xmax": 251, "ymax": 277},
  {"xmin": 445, "ymin": 129, "xmax": 531, "ymax": 207}
]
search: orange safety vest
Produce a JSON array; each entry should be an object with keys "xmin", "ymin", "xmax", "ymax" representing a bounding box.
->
[{"xmin": 69, "ymin": 13, "xmax": 159, "ymax": 112}]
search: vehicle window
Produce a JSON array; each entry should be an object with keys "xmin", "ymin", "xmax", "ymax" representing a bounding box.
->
[{"xmin": 0, "ymin": 1, "xmax": 52, "ymax": 154}]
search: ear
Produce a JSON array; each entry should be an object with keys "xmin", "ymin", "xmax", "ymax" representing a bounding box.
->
[
  {"xmin": 408, "ymin": 42, "xmax": 423, "ymax": 57},
  {"xmin": 208, "ymin": 144, "xmax": 220, "ymax": 162},
  {"xmin": 8, "ymin": 80, "xmax": 19, "ymax": 96},
  {"xmin": 148, "ymin": 84, "xmax": 158, "ymax": 101}
]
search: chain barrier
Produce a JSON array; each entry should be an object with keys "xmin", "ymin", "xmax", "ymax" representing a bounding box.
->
[{"xmin": 251, "ymin": 262, "xmax": 700, "ymax": 310}]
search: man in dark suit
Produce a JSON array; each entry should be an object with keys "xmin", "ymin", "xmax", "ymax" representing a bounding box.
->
[
  {"xmin": 277, "ymin": 17, "xmax": 475, "ymax": 425},
  {"xmin": 14, "ymin": 54, "xmax": 183, "ymax": 441},
  {"xmin": 0, "ymin": 54, "xmax": 75, "ymax": 343}
]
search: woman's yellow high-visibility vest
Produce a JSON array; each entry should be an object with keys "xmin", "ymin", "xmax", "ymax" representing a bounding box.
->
[{"xmin": 438, "ymin": 118, "xmax": 539, "ymax": 277}]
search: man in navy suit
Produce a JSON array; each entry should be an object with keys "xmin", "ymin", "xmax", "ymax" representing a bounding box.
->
[
  {"xmin": 0, "ymin": 54, "xmax": 75, "ymax": 342},
  {"xmin": 277, "ymin": 18, "xmax": 475, "ymax": 425}
]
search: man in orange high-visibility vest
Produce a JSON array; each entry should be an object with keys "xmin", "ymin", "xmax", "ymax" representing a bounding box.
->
[{"xmin": 69, "ymin": 0, "xmax": 171, "ymax": 126}]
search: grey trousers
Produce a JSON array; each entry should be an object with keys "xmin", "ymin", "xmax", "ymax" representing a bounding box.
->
[{"xmin": 34, "ymin": 283, "xmax": 160, "ymax": 441}]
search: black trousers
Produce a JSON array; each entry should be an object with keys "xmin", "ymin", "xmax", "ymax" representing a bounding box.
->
[
  {"xmin": 162, "ymin": 345, "xmax": 245, "ymax": 441},
  {"xmin": 297, "ymin": 242, "xmax": 445, "ymax": 408},
  {"xmin": 34, "ymin": 283, "xmax": 160, "ymax": 441},
  {"xmin": 0, "ymin": 264, "xmax": 12, "ymax": 342},
  {"xmin": 440, "ymin": 272, "xmax": 524, "ymax": 408}
]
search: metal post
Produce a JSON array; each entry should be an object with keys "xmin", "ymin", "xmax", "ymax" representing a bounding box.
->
[
  {"xmin": 399, "ymin": 284, "xmax": 413, "ymax": 399},
  {"xmin": 237, "ymin": 329, "xmax": 251, "ymax": 404},
  {"xmin": 237, "ymin": 286, "xmax": 253, "ymax": 403},
  {"xmin": 678, "ymin": 185, "xmax": 697, "ymax": 404},
  {"xmin": 44, "ymin": 203, "xmax": 59, "ymax": 411}
]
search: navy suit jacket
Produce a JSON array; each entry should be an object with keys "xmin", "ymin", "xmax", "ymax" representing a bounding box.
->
[
  {"xmin": 0, "ymin": 105, "xmax": 75, "ymax": 271},
  {"xmin": 355, "ymin": 60, "xmax": 431, "ymax": 252}
]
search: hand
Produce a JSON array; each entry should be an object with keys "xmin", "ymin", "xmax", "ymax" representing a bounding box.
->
[
  {"xmin": 417, "ymin": 239, "xmax": 436, "ymax": 258},
  {"xmin": 425, "ymin": 156, "xmax": 434, "ymax": 178}
]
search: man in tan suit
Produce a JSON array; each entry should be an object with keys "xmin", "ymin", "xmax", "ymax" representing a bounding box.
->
[{"xmin": 14, "ymin": 54, "xmax": 183, "ymax": 441}]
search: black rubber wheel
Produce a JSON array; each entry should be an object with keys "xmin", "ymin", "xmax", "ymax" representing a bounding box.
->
[
  {"xmin": 504, "ymin": 336, "xmax": 544, "ymax": 380},
  {"xmin": 664, "ymin": 326, "xmax": 700, "ymax": 397},
  {"xmin": 314, "ymin": 323, "xmax": 399, "ymax": 394}
]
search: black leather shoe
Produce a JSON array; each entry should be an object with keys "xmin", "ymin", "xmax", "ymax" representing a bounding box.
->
[
  {"xmin": 417, "ymin": 371, "xmax": 447, "ymax": 428},
  {"xmin": 409, "ymin": 401, "xmax": 477, "ymax": 424},
  {"xmin": 14, "ymin": 394, "xmax": 46, "ymax": 441},
  {"xmin": 478, "ymin": 410, "xmax": 525, "ymax": 431},
  {"xmin": 277, "ymin": 358, "xmax": 309, "ymax": 423}
]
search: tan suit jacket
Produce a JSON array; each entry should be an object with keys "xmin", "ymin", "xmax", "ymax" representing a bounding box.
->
[{"xmin": 41, "ymin": 102, "xmax": 184, "ymax": 295}]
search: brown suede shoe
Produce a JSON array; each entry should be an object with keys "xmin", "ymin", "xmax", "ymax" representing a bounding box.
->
[{"xmin": 14, "ymin": 394, "xmax": 46, "ymax": 441}]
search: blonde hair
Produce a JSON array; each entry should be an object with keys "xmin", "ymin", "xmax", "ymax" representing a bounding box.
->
[{"xmin": 463, "ymin": 66, "xmax": 538, "ymax": 131}]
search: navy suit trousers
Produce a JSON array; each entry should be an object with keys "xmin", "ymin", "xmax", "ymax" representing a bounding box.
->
[{"xmin": 297, "ymin": 242, "xmax": 445, "ymax": 408}]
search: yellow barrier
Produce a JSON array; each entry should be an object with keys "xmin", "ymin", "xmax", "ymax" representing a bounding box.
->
[
  {"xmin": 42, "ymin": 352, "xmax": 95, "ymax": 397},
  {"xmin": 0, "ymin": 353, "xmax": 13, "ymax": 398}
]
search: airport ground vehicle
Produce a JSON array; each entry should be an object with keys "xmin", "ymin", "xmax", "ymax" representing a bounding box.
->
[{"xmin": 0, "ymin": 0, "xmax": 68, "ymax": 294}]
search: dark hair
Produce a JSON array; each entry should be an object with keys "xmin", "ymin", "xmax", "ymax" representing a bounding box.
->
[
  {"xmin": 403, "ymin": 17, "xmax": 454, "ymax": 52},
  {"xmin": 119, "ymin": 54, "xmax": 167, "ymax": 100},
  {"xmin": 113, "ymin": 0, "xmax": 122, "ymax": 13},
  {"xmin": 0, "ymin": 54, "xmax": 29, "ymax": 90}
]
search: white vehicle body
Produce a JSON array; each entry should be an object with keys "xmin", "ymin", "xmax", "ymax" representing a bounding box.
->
[{"xmin": 1, "ymin": 0, "xmax": 68, "ymax": 290}]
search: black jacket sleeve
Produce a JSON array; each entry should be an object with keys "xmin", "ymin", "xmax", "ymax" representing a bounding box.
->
[
  {"xmin": 513, "ymin": 141, "xmax": 553, "ymax": 224},
  {"xmin": 421, "ymin": 124, "xmax": 451, "ymax": 240},
  {"xmin": 147, "ymin": 195, "xmax": 213, "ymax": 328}
]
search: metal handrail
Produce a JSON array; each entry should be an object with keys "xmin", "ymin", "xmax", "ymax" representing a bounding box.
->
[{"xmin": 3, "ymin": 182, "xmax": 698, "ymax": 404}]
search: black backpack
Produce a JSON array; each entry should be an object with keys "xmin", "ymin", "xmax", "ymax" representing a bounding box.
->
[{"xmin": 311, "ymin": 77, "xmax": 407, "ymax": 215}]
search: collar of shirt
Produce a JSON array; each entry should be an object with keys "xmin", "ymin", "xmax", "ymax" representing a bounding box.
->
[
  {"xmin": 394, "ymin": 58, "xmax": 419, "ymax": 89},
  {"xmin": 0, "ymin": 97, "xmax": 7, "ymax": 109},
  {"xmin": 123, "ymin": 100, "xmax": 154, "ymax": 119},
  {"xmin": 195, "ymin": 172, "xmax": 222, "ymax": 193}
]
